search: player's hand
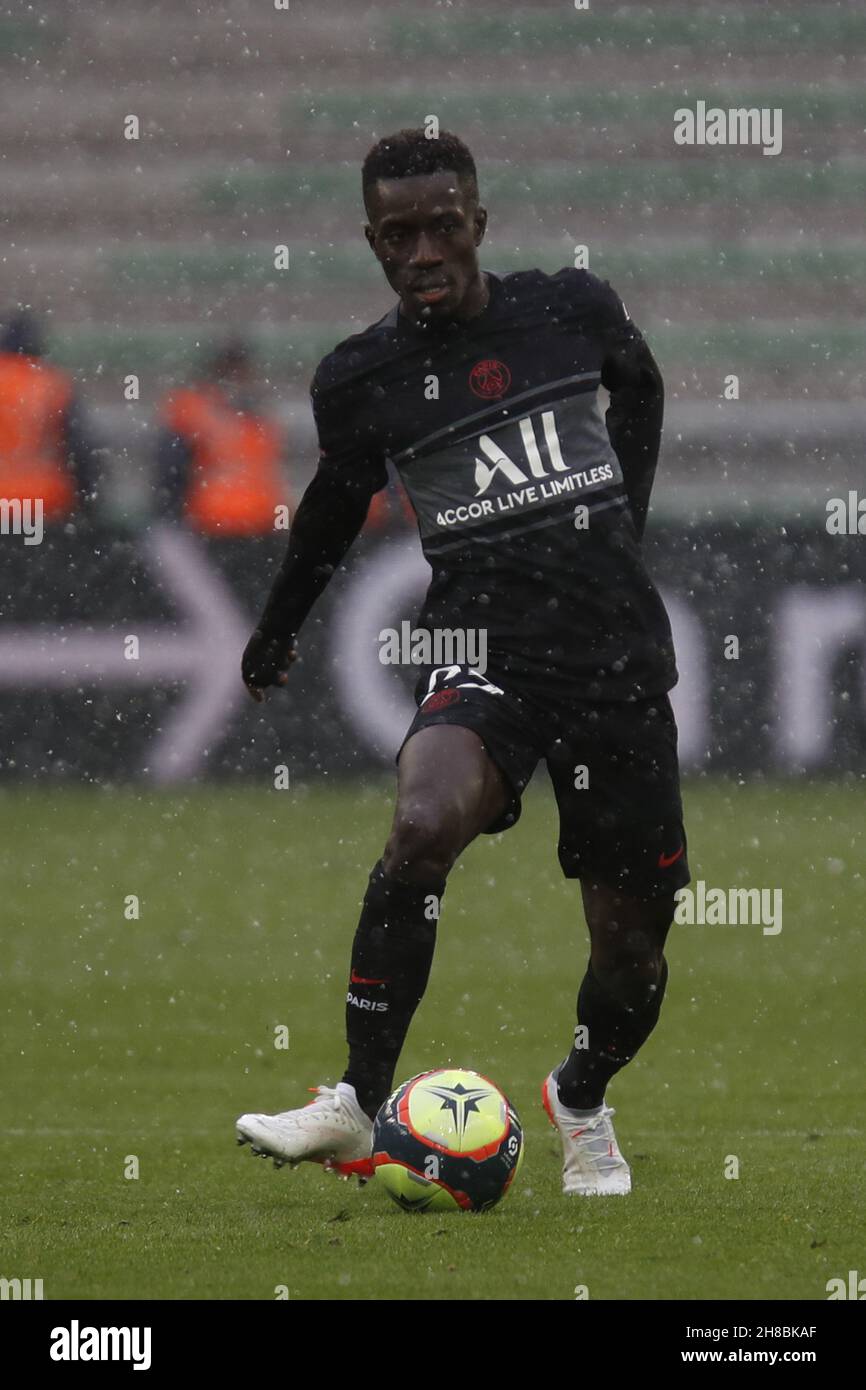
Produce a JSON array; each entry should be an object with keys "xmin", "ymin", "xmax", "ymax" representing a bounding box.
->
[{"xmin": 242, "ymin": 628, "xmax": 298, "ymax": 703}]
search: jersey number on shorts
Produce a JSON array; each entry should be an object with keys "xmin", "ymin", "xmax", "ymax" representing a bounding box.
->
[{"xmin": 425, "ymin": 665, "xmax": 505, "ymax": 699}]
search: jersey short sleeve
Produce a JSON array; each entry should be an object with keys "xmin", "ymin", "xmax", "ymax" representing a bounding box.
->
[
  {"xmin": 581, "ymin": 273, "xmax": 659, "ymax": 395},
  {"xmin": 549, "ymin": 267, "xmax": 649, "ymax": 385},
  {"xmin": 310, "ymin": 359, "xmax": 389, "ymax": 495},
  {"xmin": 582, "ymin": 272, "xmax": 644, "ymax": 351}
]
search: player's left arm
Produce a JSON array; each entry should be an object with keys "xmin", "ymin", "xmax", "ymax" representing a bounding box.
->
[{"xmin": 595, "ymin": 280, "xmax": 664, "ymax": 541}]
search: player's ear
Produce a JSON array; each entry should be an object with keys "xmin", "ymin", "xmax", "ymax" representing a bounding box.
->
[
  {"xmin": 363, "ymin": 223, "xmax": 376, "ymax": 253},
  {"xmin": 473, "ymin": 204, "xmax": 488, "ymax": 246}
]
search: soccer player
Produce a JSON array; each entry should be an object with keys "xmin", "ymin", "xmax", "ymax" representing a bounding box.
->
[{"xmin": 236, "ymin": 130, "xmax": 690, "ymax": 1196}]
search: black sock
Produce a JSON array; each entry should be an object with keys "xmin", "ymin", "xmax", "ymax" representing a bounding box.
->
[
  {"xmin": 556, "ymin": 957, "xmax": 669, "ymax": 1110},
  {"xmin": 342, "ymin": 859, "xmax": 444, "ymax": 1120}
]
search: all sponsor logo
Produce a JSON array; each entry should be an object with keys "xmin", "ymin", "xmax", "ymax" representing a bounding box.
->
[{"xmin": 432, "ymin": 408, "xmax": 616, "ymax": 529}]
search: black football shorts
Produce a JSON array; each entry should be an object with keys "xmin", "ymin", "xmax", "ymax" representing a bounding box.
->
[{"xmin": 396, "ymin": 662, "xmax": 690, "ymax": 899}]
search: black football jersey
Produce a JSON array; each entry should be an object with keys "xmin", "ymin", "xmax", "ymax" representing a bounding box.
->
[{"xmin": 261, "ymin": 267, "xmax": 678, "ymax": 701}]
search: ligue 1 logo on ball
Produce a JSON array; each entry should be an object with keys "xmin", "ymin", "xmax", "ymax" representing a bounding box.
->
[{"xmin": 469, "ymin": 358, "xmax": 511, "ymax": 400}]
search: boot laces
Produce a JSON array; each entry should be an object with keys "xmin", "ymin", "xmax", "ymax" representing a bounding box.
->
[
  {"xmin": 303, "ymin": 1084, "xmax": 353, "ymax": 1126},
  {"xmin": 569, "ymin": 1105, "xmax": 616, "ymax": 1143}
]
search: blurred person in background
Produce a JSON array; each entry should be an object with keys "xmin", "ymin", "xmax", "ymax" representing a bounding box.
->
[
  {"xmin": 0, "ymin": 310, "xmax": 100, "ymax": 523},
  {"xmin": 156, "ymin": 336, "xmax": 291, "ymax": 536}
]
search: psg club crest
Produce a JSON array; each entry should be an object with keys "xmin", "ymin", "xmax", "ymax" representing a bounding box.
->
[{"xmin": 469, "ymin": 358, "xmax": 511, "ymax": 400}]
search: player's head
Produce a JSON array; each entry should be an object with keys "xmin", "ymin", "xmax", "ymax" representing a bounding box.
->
[{"xmin": 362, "ymin": 129, "xmax": 488, "ymax": 325}]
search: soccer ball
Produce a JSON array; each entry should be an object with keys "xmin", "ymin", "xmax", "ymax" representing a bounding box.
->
[{"xmin": 372, "ymin": 1067, "xmax": 524, "ymax": 1212}]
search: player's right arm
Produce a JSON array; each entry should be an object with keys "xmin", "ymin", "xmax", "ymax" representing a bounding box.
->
[{"xmin": 242, "ymin": 363, "xmax": 387, "ymax": 701}]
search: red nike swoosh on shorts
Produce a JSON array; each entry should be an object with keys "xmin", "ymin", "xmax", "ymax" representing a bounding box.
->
[
  {"xmin": 350, "ymin": 970, "xmax": 390, "ymax": 985},
  {"xmin": 658, "ymin": 845, "xmax": 685, "ymax": 869}
]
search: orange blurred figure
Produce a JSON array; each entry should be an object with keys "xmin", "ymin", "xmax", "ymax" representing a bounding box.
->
[
  {"xmin": 0, "ymin": 311, "xmax": 98, "ymax": 522},
  {"xmin": 157, "ymin": 337, "xmax": 290, "ymax": 536}
]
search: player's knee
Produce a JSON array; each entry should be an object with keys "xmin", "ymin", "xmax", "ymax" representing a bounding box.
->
[
  {"xmin": 383, "ymin": 804, "xmax": 459, "ymax": 882},
  {"xmin": 593, "ymin": 941, "xmax": 667, "ymax": 1011},
  {"xmin": 586, "ymin": 892, "xmax": 674, "ymax": 997}
]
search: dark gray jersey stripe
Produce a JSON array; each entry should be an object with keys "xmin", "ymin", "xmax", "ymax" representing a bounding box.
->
[
  {"xmin": 389, "ymin": 371, "xmax": 601, "ymax": 465},
  {"xmin": 424, "ymin": 493, "xmax": 629, "ymax": 555}
]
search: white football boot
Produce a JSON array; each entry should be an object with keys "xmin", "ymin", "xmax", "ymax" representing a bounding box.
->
[
  {"xmin": 542, "ymin": 1066, "xmax": 632, "ymax": 1196},
  {"xmin": 236, "ymin": 1082, "xmax": 374, "ymax": 1182}
]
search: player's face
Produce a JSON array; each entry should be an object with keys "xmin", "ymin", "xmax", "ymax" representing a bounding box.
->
[{"xmin": 364, "ymin": 171, "xmax": 488, "ymax": 325}]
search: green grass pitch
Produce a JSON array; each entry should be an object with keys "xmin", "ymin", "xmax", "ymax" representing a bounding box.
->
[{"xmin": 1, "ymin": 778, "xmax": 863, "ymax": 1301}]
